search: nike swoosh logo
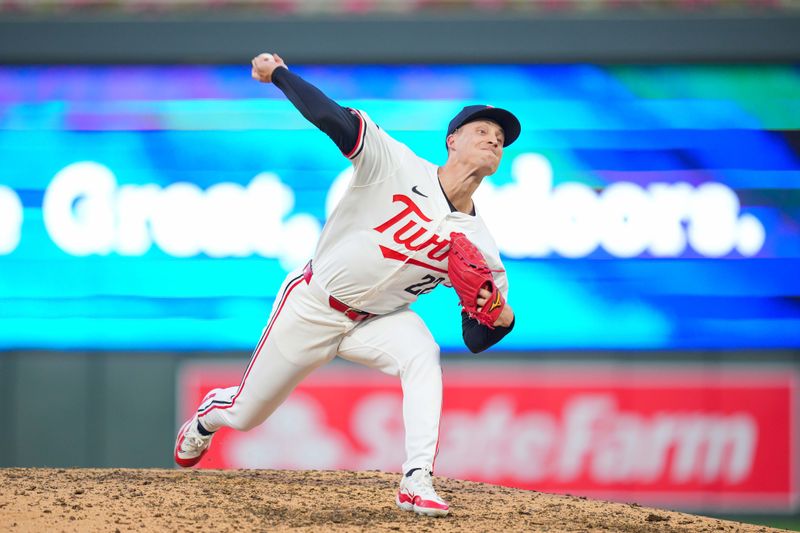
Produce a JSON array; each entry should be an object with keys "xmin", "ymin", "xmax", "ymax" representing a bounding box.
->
[{"xmin": 411, "ymin": 185, "xmax": 428, "ymax": 198}]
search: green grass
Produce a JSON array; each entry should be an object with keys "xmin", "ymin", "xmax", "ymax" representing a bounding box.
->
[{"xmin": 718, "ymin": 516, "xmax": 800, "ymax": 531}]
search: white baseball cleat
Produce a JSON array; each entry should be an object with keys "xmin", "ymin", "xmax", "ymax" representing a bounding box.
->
[
  {"xmin": 174, "ymin": 390, "xmax": 219, "ymax": 468},
  {"xmin": 174, "ymin": 416, "xmax": 214, "ymax": 468},
  {"xmin": 395, "ymin": 467, "xmax": 450, "ymax": 517}
]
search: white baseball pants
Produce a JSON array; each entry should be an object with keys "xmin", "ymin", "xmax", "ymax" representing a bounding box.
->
[{"xmin": 197, "ymin": 264, "xmax": 443, "ymax": 474}]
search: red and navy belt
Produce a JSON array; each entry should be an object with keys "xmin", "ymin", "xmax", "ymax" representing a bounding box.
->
[{"xmin": 303, "ymin": 261, "xmax": 376, "ymax": 322}]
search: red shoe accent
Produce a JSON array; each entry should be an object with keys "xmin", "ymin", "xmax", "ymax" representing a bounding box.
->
[
  {"xmin": 397, "ymin": 491, "xmax": 449, "ymax": 511},
  {"xmin": 413, "ymin": 495, "xmax": 449, "ymax": 511}
]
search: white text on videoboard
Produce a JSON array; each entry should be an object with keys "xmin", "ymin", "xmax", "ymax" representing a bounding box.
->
[{"xmin": 0, "ymin": 154, "xmax": 765, "ymax": 264}]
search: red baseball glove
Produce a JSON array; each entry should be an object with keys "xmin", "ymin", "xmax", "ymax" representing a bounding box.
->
[{"xmin": 447, "ymin": 232, "xmax": 505, "ymax": 329}]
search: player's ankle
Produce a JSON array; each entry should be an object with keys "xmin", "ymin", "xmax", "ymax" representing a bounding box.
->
[{"xmin": 197, "ymin": 420, "xmax": 215, "ymax": 436}]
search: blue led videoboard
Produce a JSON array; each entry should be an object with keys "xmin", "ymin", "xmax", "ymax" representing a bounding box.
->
[{"xmin": 0, "ymin": 64, "xmax": 798, "ymax": 350}]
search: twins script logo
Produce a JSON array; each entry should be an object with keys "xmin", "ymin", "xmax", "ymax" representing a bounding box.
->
[{"xmin": 373, "ymin": 194, "xmax": 450, "ymax": 274}]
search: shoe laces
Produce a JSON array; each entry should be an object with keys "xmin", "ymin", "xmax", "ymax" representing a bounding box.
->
[
  {"xmin": 185, "ymin": 434, "xmax": 210, "ymax": 450},
  {"xmin": 411, "ymin": 468, "xmax": 440, "ymax": 499},
  {"xmin": 183, "ymin": 427, "xmax": 212, "ymax": 452}
]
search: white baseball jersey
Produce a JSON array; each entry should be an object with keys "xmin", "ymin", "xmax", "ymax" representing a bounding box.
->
[
  {"xmin": 187, "ymin": 106, "xmax": 507, "ymax": 481},
  {"xmin": 312, "ymin": 110, "xmax": 509, "ymax": 315}
]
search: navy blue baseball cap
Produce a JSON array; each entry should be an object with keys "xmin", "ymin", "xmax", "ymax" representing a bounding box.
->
[{"xmin": 446, "ymin": 105, "xmax": 521, "ymax": 147}]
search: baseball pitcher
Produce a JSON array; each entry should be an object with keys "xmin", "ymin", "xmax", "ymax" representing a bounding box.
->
[{"xmin": 174, "ymin": 52, "xmax": 521, "ymax": 517}]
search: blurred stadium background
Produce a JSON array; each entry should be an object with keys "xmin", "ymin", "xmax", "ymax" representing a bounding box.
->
[{"xmin": 1, "ymin": 0, "xmax": 799, "ymax": 529}]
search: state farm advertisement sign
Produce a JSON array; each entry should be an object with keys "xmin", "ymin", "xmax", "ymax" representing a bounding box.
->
[{"xmin": 178, "ymin": 363, "xmax": 797, "ymax": 512}]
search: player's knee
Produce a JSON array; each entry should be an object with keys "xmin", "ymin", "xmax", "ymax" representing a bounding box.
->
[{"xmin": 406, "ymin": 341, "xmax": 441, "ymax": 370}]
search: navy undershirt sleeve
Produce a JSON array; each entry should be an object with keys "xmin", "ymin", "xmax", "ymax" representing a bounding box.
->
[
  {"xmin": 271, "ymin": 66, "xmax": 360, "ymax": 155},
  {"xmin": 462, "ymin": 311, "xmax": 515, "ymax": 354}
]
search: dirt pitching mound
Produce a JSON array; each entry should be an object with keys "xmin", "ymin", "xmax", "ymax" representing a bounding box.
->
[{"xmin": 0, "ymin": 468, "xmax": 786, "ymax": 532}]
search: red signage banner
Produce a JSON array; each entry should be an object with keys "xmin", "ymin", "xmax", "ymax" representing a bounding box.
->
[{"xmin": 178, "ymin": 362, "xmax": 797, "ymax": 512}]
